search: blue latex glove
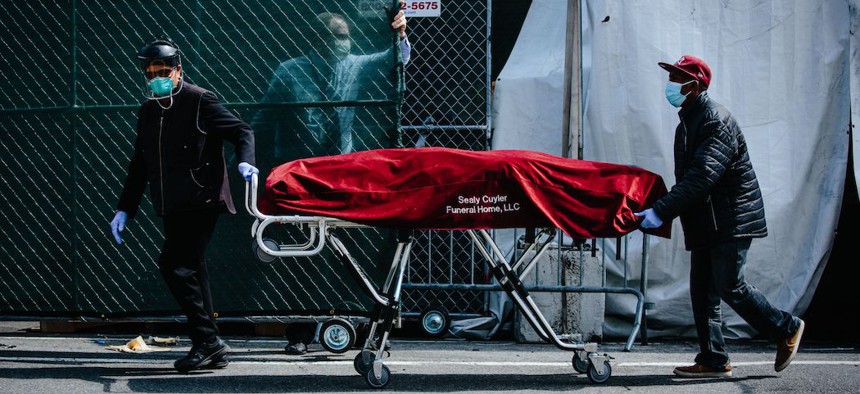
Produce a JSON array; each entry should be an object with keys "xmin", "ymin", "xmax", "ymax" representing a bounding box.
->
[
  {"xmin": 238, "ymin": 162, "xmax": 259, "ymax": 182},
  {"xmin": 634, "ymin": 208, "xmax": 663, "ymax": 229},
  {"xmin": 111, "ymin": 211, "xmax": 127, "ymax": 245}
]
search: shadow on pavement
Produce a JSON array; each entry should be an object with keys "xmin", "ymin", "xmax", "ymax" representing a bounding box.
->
[{"xmin": 0, "ymin": 364, "xmax": 779, "ymax": 392}]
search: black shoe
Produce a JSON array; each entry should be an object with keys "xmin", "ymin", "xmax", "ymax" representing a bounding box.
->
[
  {"xmin": 174, "ymin": 338, "xmax": 230, "ymax": 373},
  {"xmin": 205, "ymin": 354, "xmax": 229, "ymax": 369},
  {"xmin": 285, "ymin": 341, "xmax": 307, "ymax": 355}
]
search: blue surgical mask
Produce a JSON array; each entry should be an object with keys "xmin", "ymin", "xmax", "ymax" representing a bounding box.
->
[
  {"xmin": 149, "ymin": 77, "xmax": 174, "ymax": 97},
  {"xmin": 665, "ymin": 80, "xmax": 694, "ymax": 107}
]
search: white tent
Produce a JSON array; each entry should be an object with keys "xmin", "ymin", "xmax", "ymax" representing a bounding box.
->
[{"xmin": 492, "ymin": 0, "xmax": 854, "ymax": 339}]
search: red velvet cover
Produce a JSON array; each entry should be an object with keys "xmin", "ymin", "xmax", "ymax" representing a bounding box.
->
[{"xmin": 259, "ymin": 147, "xmax": 671, "ymax": 239}]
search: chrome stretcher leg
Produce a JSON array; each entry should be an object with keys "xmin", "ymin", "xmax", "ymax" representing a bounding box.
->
[
  {"xmin": 328, "ymin": 229, "xmax": 412, "ymax": 389},
  {"xmin": 467, "ymin": 230, "xmax": 562, "ymax": 347},
  {"xmin": 466, "ymin": 229, "xmax": 613, "ymax": 384}
]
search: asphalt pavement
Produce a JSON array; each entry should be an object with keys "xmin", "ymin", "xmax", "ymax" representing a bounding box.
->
[{"xmin": 0, "ymin": 321, "xmax": 858, "ymax": 393}]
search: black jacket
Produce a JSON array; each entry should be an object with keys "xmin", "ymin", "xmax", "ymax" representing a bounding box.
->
[
  {"xmin": 652, "ymin": 92, "xmax": 767, "ymax": 250},
  {"xmin": 116, "ymin": 82, "xmax": 255, "ymax": 218}
]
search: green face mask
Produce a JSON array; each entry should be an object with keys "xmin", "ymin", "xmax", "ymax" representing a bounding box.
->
[{"xmin": 149, "ymin": 77, "xmax": 174, "ymax": 97}]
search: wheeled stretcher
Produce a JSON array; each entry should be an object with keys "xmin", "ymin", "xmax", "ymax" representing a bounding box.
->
[{"xmin": 245, "ymin": 147, "xmax": 670, "ymax": 387}]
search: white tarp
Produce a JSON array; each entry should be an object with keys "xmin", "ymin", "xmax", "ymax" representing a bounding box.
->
[
  {"xmin": 492, "ymin": 0, "xmax": 852, "ymax": 339},
  {"xmin": 852, "ymin": 0, "xmax": 860, "ymax": 196}
]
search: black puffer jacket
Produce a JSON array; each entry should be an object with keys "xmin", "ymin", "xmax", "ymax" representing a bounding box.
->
[
  {"xmin": 652, "ymin": 92, "xmax": 767, "ymax": 250},
  {"xmin": 117, "ymin": 82, "xmax": 255, "ymax": 218}
]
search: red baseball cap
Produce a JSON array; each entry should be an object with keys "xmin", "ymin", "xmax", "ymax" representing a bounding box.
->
[{"xmin": 658, "ymin": 55, "xmax": 711, "ymax": 88}]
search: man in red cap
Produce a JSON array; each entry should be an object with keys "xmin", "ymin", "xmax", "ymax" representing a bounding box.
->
[{"xmin": 634, "ymin": 55, "xmax": 805, "ymax": 378}]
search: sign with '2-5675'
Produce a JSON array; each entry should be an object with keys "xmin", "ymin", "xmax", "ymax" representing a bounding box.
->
[{"xmin": 402, "ymin": 0, "xmax": 441, "ymax": 17}]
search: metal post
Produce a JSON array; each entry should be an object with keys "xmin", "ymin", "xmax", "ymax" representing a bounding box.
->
[
  {"xmin": 561, "ymin": 0, "xmax": 581, "ymax": 159},
  {"xmin": 485, "ymin": 0, "xmax": 493, "ymax": 149},
  {"xmin": 639, "ymin": 233, "xmax": 650, "ymax": 345},
  {"xmin": 70, "ymin": 0, "xmax": 80, "ymax": 311}
]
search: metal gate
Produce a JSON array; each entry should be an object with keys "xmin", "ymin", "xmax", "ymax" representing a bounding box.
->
[{"xmin": 399, "ymin": 0, "xmax": 493, "ymax": 318}]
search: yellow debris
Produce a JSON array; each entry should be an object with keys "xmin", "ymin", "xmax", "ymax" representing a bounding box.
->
[{"xmin": 105, "ymin": 335, "xmax": 172, "ymax": 353}]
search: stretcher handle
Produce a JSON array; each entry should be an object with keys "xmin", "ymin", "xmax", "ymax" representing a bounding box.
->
[{"xmin": 245, "ymin": 172, "xmax": 270, "ymax": 220}]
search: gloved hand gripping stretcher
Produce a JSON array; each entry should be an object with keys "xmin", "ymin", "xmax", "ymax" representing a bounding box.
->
[{"xmin": 245, "ymin": 147, "xmax": 670, "ymax": 387}]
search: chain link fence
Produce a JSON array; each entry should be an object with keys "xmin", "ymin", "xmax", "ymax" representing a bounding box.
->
[
  {"xmin": 399, "ymin": 1, "xmax": 492, "ymax": 317},
  {"xmin": 0, "ymin": 0, "xmax": 492, "ymax": 320}
]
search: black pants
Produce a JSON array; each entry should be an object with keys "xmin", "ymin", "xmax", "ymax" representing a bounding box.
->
[
  {"xmin": 286, "ymin": 322, "xmax": 318, "ymax": 345},
  {"xmin": 159, "ymin": 209, "xmax": 221, "ymax": 346},
  {"xmin": 690, "ymin": 238, "xmax": 799, "ymax": 369}
]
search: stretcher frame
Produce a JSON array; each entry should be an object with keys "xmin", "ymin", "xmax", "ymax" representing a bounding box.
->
[{"xmin": 245, "ymin": 173, "xmax": 614, "ymax": 387}]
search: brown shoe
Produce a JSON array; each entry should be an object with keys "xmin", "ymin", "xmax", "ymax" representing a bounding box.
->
[
  {"xmin": 673, "ymin": 363, "xmax": 732, "ymax": 378},
  {"xmin": 775, "ymin": 319, "xmax": 805, "ymax": 372}
]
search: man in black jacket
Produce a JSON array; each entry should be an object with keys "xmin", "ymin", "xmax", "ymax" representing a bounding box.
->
[
  {"xmin": 109, "ymin": 38, "xmax": 258, "ymax": 373},
  {"xmin": 635, "ymin": 55, "xmax": 804, "ymax": 378}
]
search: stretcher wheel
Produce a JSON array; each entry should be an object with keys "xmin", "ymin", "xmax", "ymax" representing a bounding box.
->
[
  {"xmin": 572, "ymin": 352, "xmax": 589, "ymax": 373},
  {"xmin": 251, "ymin": 238, "xmax": 278, "ymax": 264},
  {"xmin": 365, "ymin": 364, "xmax": 391, "ymax": 389},
  {"xmin": 354, "ymin": 350, "xmax": 374, "ymax": 375},
  {"xmin": 419, "ymin": 306, "xmax": 450, "ymax": 338},
  {"xmin": 319, "ymin": 318, "xmax": 356, "ymax": 354},
  {"xmin": 586, "ymin": 360, "xmax": 612, "ymax": 384}
]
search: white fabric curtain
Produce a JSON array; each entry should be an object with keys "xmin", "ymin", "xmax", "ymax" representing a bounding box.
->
[
  {"xmin": 492, "ymin": 0, "xmax": 852, "ymax": 339},
  {"xmin": 851, "ymin": 0, "xmax": 860, "ymax": 196}
]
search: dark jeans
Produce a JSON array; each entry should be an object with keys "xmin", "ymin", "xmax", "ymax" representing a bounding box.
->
[
  {"xmin": 159, "ymin": 209, "xmax": 221, "ymax": 347},
  {"xmin": 690, "ymin": 238, "xmax": 799, "ymax": 369},
  {"xmin": 286, "ymin": 322, "xmax": 319, "ymax": 345}
]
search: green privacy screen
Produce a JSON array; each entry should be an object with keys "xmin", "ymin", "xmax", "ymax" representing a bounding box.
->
[{"xmin": 0, "ymin": 0, "xmax": 404, "ymax": 318}]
